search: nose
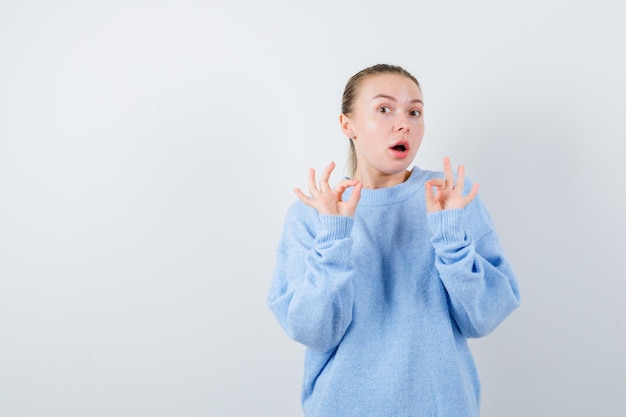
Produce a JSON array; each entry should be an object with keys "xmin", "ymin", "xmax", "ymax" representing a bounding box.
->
[{"xmin": 395, "ymin": 113, "xmax": 411, "ymax": 132}]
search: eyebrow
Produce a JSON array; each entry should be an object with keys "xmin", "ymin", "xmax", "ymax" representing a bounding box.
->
[{"xmin": 371, "ymin": 94, "xmax": 423, "ymax": 104}]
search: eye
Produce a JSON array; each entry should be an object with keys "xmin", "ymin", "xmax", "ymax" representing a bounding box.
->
[
  {"xmin": 410, "ymin": 109, "xmax": 421, "ymax": 117},
  {"xmin": 378, "ymin": 106, "xmax": 391, "ymax": 113}
]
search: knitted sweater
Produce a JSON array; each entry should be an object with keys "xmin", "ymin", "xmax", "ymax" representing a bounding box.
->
[{"xmin": 267, "ymin": 166, "xmax": 520, "ymax": 417}]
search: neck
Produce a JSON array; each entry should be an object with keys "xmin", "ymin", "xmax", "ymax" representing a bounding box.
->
[{"xmin": 354, "ymin": 169, "xmax": 411, "ymax": 189}]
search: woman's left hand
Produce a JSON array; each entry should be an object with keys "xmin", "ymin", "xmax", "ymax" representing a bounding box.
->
[{"xmin": 425, "ymin": 157, "xmax": 479, "ymax": 213}]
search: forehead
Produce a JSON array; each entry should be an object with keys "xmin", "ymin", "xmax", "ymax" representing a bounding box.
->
[{"xmin": 357, "ymin": 73, "xmax": 422, "ymax": 101}]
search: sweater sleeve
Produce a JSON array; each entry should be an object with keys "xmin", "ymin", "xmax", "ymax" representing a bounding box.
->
[
  {"xmin": 267, "ymin": 203, "xmax": 356, "ymax": 352},
  {"xmin": 427, "ymin": 195, "xmax": 520, "ymax": 338}
]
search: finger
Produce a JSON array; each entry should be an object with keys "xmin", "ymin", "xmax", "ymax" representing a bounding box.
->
[
  {"xmin": 424, "ymin": 181, "xmax": 435, "ymax": 204},
  {"xmin": 456, "ymin": 164, "xmax": 466, "ymax": 192},
  {"xmin": 334, "ymin": 178, "xmax": 359, "ymax": 194},
  {"xmin": 319, "ymin": 161, "xmax": 335, "ymax": 192},
  {"xmin": 307, "ymin": 168, "xmax": 318, "ymax": 196},
  {"xmin": 464, "ymin": 183, "xmax": 479, "ymax": 204},
  {"xmin": 294, "ymin": 188, "xmax": 313, "ymax": 206},
  {"xmin": 443, "ymin": 157, "xmax": 454, "ymax": 188},
  {"xmin": 347, "ymin": 181, "xmax": 362, "ymax": 212},
  {"xmin": 428, "ymin": 178, "xmax": 446, "ymax": 189}
]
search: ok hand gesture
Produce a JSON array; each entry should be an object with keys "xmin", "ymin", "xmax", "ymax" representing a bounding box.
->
[
  {"xmin": 294, "ymin": 161, "xmax": 362, "ymax": 217},
  {"xmin": 425, "ymin": 157, "xmax": 479, "ymax": 213}
]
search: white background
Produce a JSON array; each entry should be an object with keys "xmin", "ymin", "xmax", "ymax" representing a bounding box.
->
[{"xmin": 1, "ymin": 1, "xmax": 625, "ymax": 416}]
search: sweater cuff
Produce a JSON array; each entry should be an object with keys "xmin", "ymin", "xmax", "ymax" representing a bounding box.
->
[
  {"xmin": 427, "ymin": 209, "xmax": 466, "ymax": 244},
  {"xmin": 315, "ymin": 215, "xmax": 354, "ymax": 245}
]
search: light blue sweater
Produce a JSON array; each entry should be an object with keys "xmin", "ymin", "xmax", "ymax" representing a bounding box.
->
[{"xmin": 267, "ymin": 166, "xmax": 520, "ymax": 417}]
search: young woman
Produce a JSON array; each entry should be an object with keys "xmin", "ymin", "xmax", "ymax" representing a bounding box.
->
[{"xmin": 267, "ymin": 64, "xmax": 520, "ymax": 417}]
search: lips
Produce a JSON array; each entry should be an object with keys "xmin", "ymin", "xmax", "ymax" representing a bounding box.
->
[{"xmin": 390, "ymin": 140, "xmax": 410, "ymax": 154}]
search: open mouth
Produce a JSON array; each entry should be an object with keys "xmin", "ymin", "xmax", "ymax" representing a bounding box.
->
[{"xmin": 391, "ymin": 140, "xmax": 410, "ymax": 153}]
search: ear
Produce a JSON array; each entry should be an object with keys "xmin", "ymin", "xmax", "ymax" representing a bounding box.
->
[{"xmin": 339, "ymin": 114, "xmax": 354, "ymax": 138}]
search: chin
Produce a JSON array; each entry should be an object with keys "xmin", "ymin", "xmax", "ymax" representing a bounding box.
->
[
  {"xmin": 383, "ymin": 166, "xmax": 412, "ymax": 176},
  {"xmin": 393, "ymin": 160, "xmax": 415, "ymax": 171}
]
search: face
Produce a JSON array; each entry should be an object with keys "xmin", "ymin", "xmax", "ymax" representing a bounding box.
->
[{"xmin": 341, "ymin": 73, "xmax": 424, "ymax": 183}]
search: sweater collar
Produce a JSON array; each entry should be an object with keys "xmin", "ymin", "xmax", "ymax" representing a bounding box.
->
[{"xmin": 343, "ymin": 166, "xmax": 427, "ymax": 207}]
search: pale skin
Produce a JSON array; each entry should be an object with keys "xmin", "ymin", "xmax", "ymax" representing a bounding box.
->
[
  {"xmin": 294, "ymin": 72, "xmax": 479, "ymax": 215},
  {"xmin": 424, "ymin": 157, "xmax": 479, "ymax": 213},
  {"xmin": 293, "ymin": 161, "xmax": 363, "ymax": 216}
]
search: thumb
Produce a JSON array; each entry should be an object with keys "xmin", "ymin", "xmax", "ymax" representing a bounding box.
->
[
  {"xmin": 347, "ymin": 182, "xmax": 362, "ymax": 214},
  {"xmin": 424, "ymin": 181, "xmax": 435, "ymax": 204},
  {"xmin": 424, "ymin": 181, "xmax": 439, "ymax": 213}
]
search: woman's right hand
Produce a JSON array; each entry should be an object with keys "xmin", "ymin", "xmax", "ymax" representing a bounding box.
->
[{"xmin": 294, "ymin": 161, "xmax": 362, "ymax": 217}]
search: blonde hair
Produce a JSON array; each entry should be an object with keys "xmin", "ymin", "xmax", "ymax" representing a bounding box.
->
[{"xmin": 341, "ymin": 64, "xmax": 421, "ymax": 177}]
